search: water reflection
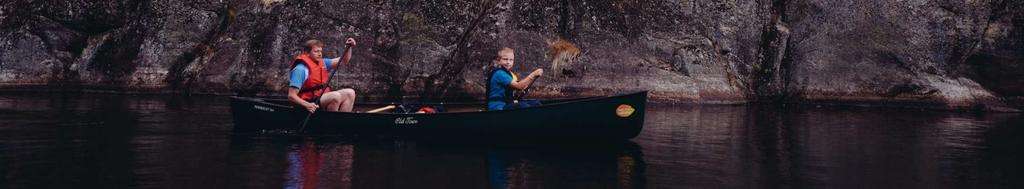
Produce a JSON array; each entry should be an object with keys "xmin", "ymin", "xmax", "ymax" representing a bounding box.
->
[
  {"xmin": 486, "ymin": 141, "xmax": 645, "ymax": 189},
  {"xmin": 283, "ymin": 142, "xmax": 353, "ymax": 189},
  {"xmin": 636, "ymin": 104, "xmax": 1024, "ymax": 189},
  {"xmin": 1, "ymin": 93, "xmax": 1022, "ymax": 188},
  {"xmin": 230, "ymin": 137, "xmax": 647, "ymax": 189},
  {"xmin": 0, "ymin": 93, "xmax": 233, "ymax": 189}
]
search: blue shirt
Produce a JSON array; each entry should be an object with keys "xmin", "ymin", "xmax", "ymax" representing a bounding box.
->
[
  {"xmin": 487, "ymin": 70, "xmax": 514, "ymax": 110},
  {"xmin": 289, "ymin": 58, "xmax": 332, "ymax": 89}
]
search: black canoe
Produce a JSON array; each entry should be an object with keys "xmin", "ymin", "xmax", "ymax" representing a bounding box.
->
[{"xmin": 229, "ymin": 91, "xmax": 647, "ymax": 139}]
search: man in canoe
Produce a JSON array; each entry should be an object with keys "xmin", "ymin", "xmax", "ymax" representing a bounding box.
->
[
  {"xmin": 288, "ymin": 38, "xmax": 358, "ymax": 113},
  {"xmin": 486, "ymin": 47, "xmax": 544, "ymax": 110}
]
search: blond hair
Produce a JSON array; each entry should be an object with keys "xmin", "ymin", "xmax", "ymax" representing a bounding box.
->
[
  {"xmin": 302, "ymin": 39, "xmax": 323, "ymax": 52},
  {"xmin": 497, "ymin": 47, "xmax": 514, "ymax": 58}
]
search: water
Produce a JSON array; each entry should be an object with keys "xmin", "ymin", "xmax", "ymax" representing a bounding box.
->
[{"xmin": 1, "ymin": 93, "xmax": 1021, "ymax": 189}]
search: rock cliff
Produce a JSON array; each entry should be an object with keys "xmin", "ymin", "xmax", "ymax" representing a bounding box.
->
[{"xmin": 1, "ymin": 0, "xmax": 1021, "ymax": 111}]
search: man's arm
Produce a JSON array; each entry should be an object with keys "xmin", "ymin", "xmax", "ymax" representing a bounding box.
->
[
  {"xmin": 287, "ymin": 65, "xmax": 318, "ymax": 113},
  {"xmin": 330, "ymin": 38, "xmax": 357, "ymax": 70},
  {"xmin": 289, "ymin": 88, "xmax": 318, "ymax": 113}
]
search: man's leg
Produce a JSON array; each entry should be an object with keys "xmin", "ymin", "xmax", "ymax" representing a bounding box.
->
[
  {"xmin": 338, "ymin": 88, "xmax": 356, "ymax": 112},
  {"xmin": 319, "ymin": 92, "xmax": 343, "ymax": 112}
]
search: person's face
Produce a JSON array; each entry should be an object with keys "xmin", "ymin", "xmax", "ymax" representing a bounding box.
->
[
  {"xmin": 497, "ymin": 52, "xmax": 514, "ymax": 69},
  {"xmin": 309, "ymin": 46, "xmax": 323, "ymax": 60}
]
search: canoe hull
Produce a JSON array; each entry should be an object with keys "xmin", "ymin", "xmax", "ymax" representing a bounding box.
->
[{"xmin": 229, "ymin": 91, "xmax": 647, "ymax": 139}]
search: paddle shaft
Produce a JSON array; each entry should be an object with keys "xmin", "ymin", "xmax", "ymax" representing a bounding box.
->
[
  {"xmin": 518, "ymin": 75, "xmax": 541, "ymax": 101},
  {"xmin": 298, "ymin": 57, "xmax": 344, "ymax": 132},
  {"xmin": 367, "ymin": 105, "xmax": 396, "ymax": 113}
]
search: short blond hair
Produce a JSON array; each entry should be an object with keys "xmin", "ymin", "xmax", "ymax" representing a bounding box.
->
[
  {"xmin": 303, "ymin": 39, "xmax": 323, "ymax": 52},
  {"xmin": 497, "ymin": 47, "xmax": 514, "ymax": 58}
]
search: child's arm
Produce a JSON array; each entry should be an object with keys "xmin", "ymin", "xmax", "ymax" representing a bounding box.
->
[{"xmin": 509, "ymin": 69, "xmax": 544, "ymax": 90}]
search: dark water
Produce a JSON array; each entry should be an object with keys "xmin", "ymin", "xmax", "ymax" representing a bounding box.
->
[{"xmin": 1, "ymin": 93, "xmax": 1022, "ymax": 189}]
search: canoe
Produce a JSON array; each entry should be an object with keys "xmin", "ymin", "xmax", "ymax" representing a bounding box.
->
[{"xmin": 229, "ymin": 91, "xmax": 647, "ymax": 139}]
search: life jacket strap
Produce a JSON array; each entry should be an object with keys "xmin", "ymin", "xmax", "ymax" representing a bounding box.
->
[{"xmin": 298, "ymin": 84, "xmax": 328, "ymax": 93}]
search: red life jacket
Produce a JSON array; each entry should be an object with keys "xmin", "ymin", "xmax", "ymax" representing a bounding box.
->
[{"xmin": 293, "ymin": 53, "xmax": 330, "ymax": 101}]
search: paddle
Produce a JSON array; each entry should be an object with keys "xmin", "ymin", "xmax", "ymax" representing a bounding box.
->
[
  {"xmin": 367, "ymin": 105, "xmax": 396, "ymax": 113},
  {"xmin": 298, "ymin": 56, "xmax": 344, "ymax": 133},
  {"xmin": 517, "ymin": 75, "xmax": 541, "ymax": 101}
]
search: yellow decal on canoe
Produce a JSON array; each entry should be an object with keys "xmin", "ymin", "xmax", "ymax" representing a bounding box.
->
[{"xmin": 616, "ymin": 104, "xmax": 635, "ymax": 118}]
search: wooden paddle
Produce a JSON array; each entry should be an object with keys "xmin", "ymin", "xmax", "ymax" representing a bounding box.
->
[
  {"xmin": 297, "ymin": 109, "xmax": 317, "ymax": 133},
  {"xmin": 518, "ymin": 75, "xmax": 541, "ymax": 101},
  {"xmin": 367, "ymin": 105, "xmax": 396, "ymax": 113}
]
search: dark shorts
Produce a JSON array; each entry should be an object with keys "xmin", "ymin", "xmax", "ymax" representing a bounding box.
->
[
  {"xmin": 503, "ymin": 99, "xmax": 542, "ymax": 110},
  {"xmin": 306, "ymin": 96, "xmax": 322, "ymax": 106}
]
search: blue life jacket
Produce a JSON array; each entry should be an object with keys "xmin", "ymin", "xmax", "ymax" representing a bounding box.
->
[{"xmin": 486, "ymin": 68, "xmax": 520, "ymax": 103}]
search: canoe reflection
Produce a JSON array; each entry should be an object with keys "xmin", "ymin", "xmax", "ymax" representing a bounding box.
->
[
  {"xmin": 273, "ymin": 139, "xmax": 645, "ymax": 189},
  {"xmin": 487, "ymin": 141, "xmax": 646, "ymax": 189}
]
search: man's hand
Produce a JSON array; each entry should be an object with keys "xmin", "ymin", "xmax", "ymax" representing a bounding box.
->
[
  {"xmin": 335, "ymin": 37, "xmax": 356, "ymax": 67},
  {"xmin": 345, "ymin": 38, "xmax": 357, "ymax": 48},
  {"xmin": 303, "ymin": 102, "xmax": 319, "ymax": 113}
]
